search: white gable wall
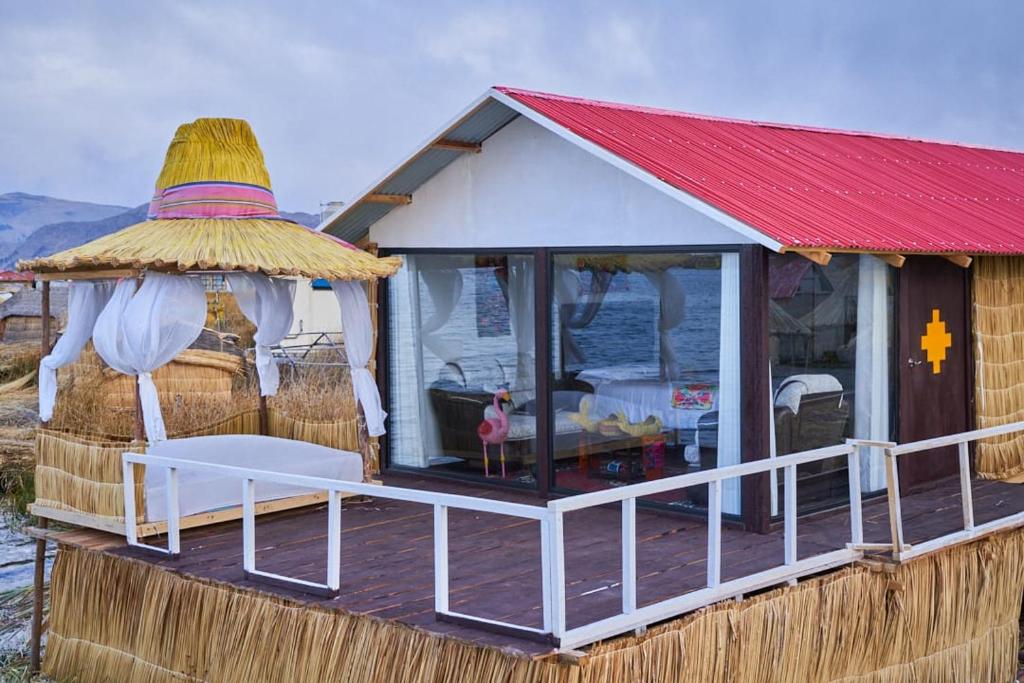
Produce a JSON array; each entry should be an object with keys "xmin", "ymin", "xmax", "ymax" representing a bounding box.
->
[{"xmin": 369, "ymin": 116, "xmax": 754, "ymax": 249}]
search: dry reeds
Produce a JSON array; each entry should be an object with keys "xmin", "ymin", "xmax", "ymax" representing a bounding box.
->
[
  {"xmin": 972, "ymin": 256, "xmax": 1024, "ymax": 479},
  {"xmin": 50, "ymin": 349, "xmax": 257, "ymax": 440},
  {"xmin": 207, "ymin": 291, "xmax": 255, "ymax": 349},
  {"xmin": 45, "ymin": 528, "xmax": 1024, "ymax": 683},
  {"xmin": 33, "ymin": 430, "xmax": 144, "ymax": 521},
  {"xmin": 0, "ymin": 342, "xmax": 39, "ymax": 385}
]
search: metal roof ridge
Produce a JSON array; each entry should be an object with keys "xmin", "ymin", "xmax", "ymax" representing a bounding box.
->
[{"xmin": 494, "ymin": 86, "xmax": 1024, "ymax": 156}]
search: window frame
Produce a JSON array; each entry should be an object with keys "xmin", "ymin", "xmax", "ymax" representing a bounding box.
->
[{"xmin": 377, "ymin": 244, "xmax": 752, "ymax": 522}]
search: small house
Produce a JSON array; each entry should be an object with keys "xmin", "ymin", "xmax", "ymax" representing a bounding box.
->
[{"xmin": 322, "ymin": 87, "xmax": 1024, "ymax": 530}]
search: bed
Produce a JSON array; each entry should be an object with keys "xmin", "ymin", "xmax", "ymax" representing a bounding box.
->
[{"xmin": 143, "ymin": 434, "xmax": 364, "ymax": 522}]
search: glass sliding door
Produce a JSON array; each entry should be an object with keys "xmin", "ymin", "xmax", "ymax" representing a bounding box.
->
[
  {"xmin": 768, "ymin": 253, "xmax": 895, "ymax": 513},
  {"xmin": 549, "ymin": 252, "xmax": 741, "ymax": 515},
  {"xmin": 387, "ymin": 253, "xmax": 538, "ymax": 483}
]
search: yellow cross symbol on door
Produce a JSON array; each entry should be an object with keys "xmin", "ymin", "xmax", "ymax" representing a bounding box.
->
[{"xmin": 920, "ymin": 308, "xmax": 952, "ymax": 374}]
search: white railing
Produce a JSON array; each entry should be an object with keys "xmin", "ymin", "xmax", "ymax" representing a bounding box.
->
[
  {"xmin": 122, "ymin": 453, "xmax": 555, "ymax": 641},
  {"xmin": 545, "ymin": 440, "xmax": 877, "ymax": 649},
  {"xmin": 121, "ymin": 423, "xmax": 1024, "ymax": 651},
  {"xmin": 884, "ymin": 420, "xmax": 1024, "ymax": 562}
]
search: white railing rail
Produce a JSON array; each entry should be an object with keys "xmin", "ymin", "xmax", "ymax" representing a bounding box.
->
[
  {"xmin": 546, "ymin": 440, "xmax": 879, "ymax": 649},
  {"xmin": 122, "ymin": 453, "xmax": 553, "ymax": 640},
  {"xmin": 883, "ymin": 420, "xmax": 1024, "ymax": 562},
  {"xmin": 121, "ymin": 423, "xmax": 1024, "ymax": 652},
  {"xmin": 122, "ymin": 440, "xmax": 877, "ymax": 649}
]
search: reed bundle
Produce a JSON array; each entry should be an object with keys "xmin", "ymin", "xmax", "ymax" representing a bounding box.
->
[
  {"xmin": 972, "ymin": 256, "xmax": 1024, "ymax": 479},
  {"xmin": 0, "ymin": 315, "xmax": 51, "ymax": 343},
  {"xmin": 34, "ymin": 430, "xmax": 144, "ymax": 521},
  {"xmin": 45, "ymin": 528, "xmax": 1024, "ymax": 683},
  {"xmin": 50, "ymin": 350, "xmax": 257, "ymax": 440}
]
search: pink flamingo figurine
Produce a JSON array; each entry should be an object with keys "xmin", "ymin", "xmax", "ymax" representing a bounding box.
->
[{"xmin": 477, "ymin": 389, "xmax": 511, "ymax": 477}]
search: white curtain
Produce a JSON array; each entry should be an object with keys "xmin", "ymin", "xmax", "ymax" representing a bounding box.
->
[
  {"xmin": 93, "ymin": 273, "xmax": 206, "ymax": 441},
  {"xmin": 390, "ymin": 262, "xmax": 430, "ymax": 467},
  {"xmin": 553, "ymin": 266, "xmax": 613, "ymax": 369},
  {"xmin": 507, "ymin": 256, "xmax": 535, "ymax": 392},
  {"xmin": 38, "ymin": 280, "xmax": 116, "ymax": 422},
  {"xmin": 228, "ymin": 274, "xmax": 296, "ymax": 397},
  {"xmin": 855, "ymin": 254, "xmax": 890, "ymax": 491},
  {"xmin": 717, "ymin": 253, "xmax": 742, "ymax": 515},
  {"xmin": 643, "ymin": 270, "xmax": 686, "ymax": 380},
  {"xmin": 418, "ymin": 257, "xmax": 464, "ymax": 364},
  {"xmin": 332, "ymin": 280, "xmax": 387, "ymax": 437}
]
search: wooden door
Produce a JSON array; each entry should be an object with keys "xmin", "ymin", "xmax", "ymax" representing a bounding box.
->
[{"xmin": 897, "ymin": 256, "xmax": 970, "ymax": 488}]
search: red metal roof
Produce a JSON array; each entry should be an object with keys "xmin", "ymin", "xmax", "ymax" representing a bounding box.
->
[
  {"xmin": 0, "ymin": 270, "xmax": 34, "ymax": 282},
  {"xmin": 498, "ymin": 87, "xmax": 1024, "ymax": 254}
]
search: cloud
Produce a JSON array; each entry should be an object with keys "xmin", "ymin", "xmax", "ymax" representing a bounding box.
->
[{"xmin": 1, "ymin": 1, "xmax": 1022, "ymax": 212}]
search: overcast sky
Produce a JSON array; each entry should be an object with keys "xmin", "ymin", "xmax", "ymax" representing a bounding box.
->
[{"xmin": 2, "ymin": 1, "xmax": 1023, "ymax": 213}]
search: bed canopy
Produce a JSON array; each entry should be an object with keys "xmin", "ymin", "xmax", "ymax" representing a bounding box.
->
[{"xmin": 19, "ymin": 117, "xmax": 401, "ymax": 444}]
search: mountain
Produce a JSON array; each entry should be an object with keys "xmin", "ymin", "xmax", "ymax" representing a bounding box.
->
[
  {"xmin": 2, "ymin": 204, "xmax": 148, "ymax": 269},
  {"xmin": 1, "ymin": 202, "xmax": 322, "ymax": 269},
  {"xmin": 0, "ymin": 192, "xmax": 128, "ymax": 250},
  {"xmin": 281, "ymin": 211, "xmax": 319, "ymax": 228}
]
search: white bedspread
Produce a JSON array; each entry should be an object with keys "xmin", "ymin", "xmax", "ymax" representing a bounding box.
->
[
  {"xmin": 589, "ymin": 380, "xmax": 719, "ymax": 430},
  {"xmin": 143, "ymin": 434, "xmax": 363, "ymax": 521}
]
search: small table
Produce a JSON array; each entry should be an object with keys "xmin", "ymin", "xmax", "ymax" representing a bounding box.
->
[{"xmin": 578, "ymin": 430, "xmax": 666, "ymax": 483}]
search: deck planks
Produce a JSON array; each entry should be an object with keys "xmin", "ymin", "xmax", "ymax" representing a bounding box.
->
[{"xmin": 103, "ymin": 472, "xmax": 1024, "ymax": 655}]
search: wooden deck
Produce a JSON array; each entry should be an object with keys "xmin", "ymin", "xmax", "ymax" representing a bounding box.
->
[{"xmin": 98, "ymin": 473, "xmax": 1024, "ymax": 657}]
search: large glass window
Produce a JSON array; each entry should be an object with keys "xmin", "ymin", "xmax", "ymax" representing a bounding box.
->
[
  {"xmin": 549, "ymin": 252, "xmax": 741, "ymax": 515},
  {"xmin": 769, "ymin": 253, "xmax": 895, "ymax": 513},
  {"xmin": 387, "ymin": 254, "xmax": 538, "ymax": 482}
]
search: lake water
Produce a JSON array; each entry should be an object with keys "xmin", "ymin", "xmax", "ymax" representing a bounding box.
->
[{"xmin": 0, "ymin": 513, "xmax": 53, "ymax": 653}]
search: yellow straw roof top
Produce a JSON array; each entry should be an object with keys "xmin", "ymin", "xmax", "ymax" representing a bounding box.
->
[
  {"xmin": 19, "ymin": 118, "xmax": 401, "ymax": 281},
  {"xmin": 20, "ymin": 218, "xmax": 401, "ymax": 279}
]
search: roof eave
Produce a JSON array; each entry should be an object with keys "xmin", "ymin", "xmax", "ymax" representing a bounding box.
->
[
  {"xmin": 319, "ymin": 90, "xmax": 499, "ymax": 238},
  {"xmin": 323, "ymin": 87, "xmax": 785, "ymax": 252}
]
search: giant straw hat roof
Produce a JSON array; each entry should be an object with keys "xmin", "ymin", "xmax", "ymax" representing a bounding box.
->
[{"xmin": 19, "ymin": 118, "xmax": 401, "ymax": 280}]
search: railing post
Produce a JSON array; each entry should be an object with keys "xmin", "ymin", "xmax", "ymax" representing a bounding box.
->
[
  {"xmin": 166, "ymin": 467, "xmax": 180, "ymax": 556},
  {"xmin": 883, "ymin": 449, "xmax": 905, "ymax": 560},
  {"xmin": 707, "ymin": 479, "xmax": 722, "ymax": 588},
  {"xmin": 542, "ymin": 509, "xmax": 566, "ymax": 639},
  {"xmin": 242, "ymin": 478, "xmax": 256, "ymax": 573},
  {"xmin": 783, "ymin": 465, "xmax": 797, "ymax": 566},
  {"xmin": 847, "ymin": 443, "xmax": 864, "ymax": 545},
  {"xmin": 958, "ymin": 441, "xmax": 975, "ymax": 531},
  {"xmin": 433, "ymin": 504, "xmax": 449, "ymax": 614},
  {"xmin": 123, "ymin": 459, "xmax": 138, "ymax": 546},
  {"xmin": 326, "ymin": 489, "xmax": 342, "ymax": 591},
  {"xmin": 622, "ymin": 498, "xmax": 637, "ymax": 614}
]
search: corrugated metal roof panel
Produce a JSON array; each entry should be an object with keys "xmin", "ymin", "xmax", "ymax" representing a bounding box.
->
[{"xmin": 499, "ymin": 87, "xmax": 1024, "ymax": 254}]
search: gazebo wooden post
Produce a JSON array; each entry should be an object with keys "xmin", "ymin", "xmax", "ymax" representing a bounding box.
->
[
  {"xmin": 30, "ymin": 279, "xmax": 52, "ymax": 674},
  {"xmin": 258, "ymin": 394, "xmax": 269, "ymax": 436},
  {"xmin": 356, "ymin": 404, "xmax": 374, "ymax": 482},
  {"xmin": 133, "ymin": 381, "xmax": 146, "ymax": 443}
]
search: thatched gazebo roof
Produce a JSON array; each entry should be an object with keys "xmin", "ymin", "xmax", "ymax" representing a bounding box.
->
[{"xmin": 18, "ymin": 118, "xmax": 402, "ymax": 281}]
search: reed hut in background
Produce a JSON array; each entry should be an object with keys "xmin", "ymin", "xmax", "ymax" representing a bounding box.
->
[{"xmin": 0, "ymin": 286, "xmax": 67, "ymax": 343}]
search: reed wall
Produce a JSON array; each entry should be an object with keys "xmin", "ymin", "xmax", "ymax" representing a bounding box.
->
[
  {"xmin": 45, "ymin": 527, "xmax": 1024, "ymax": 683},
  {"xmin": 34, "ymin": 430, "xmax": 142, "ymax": 522},
  {"xmin": 972, "ymin": 256, "xmax": 1024, "ymax": 479}
]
